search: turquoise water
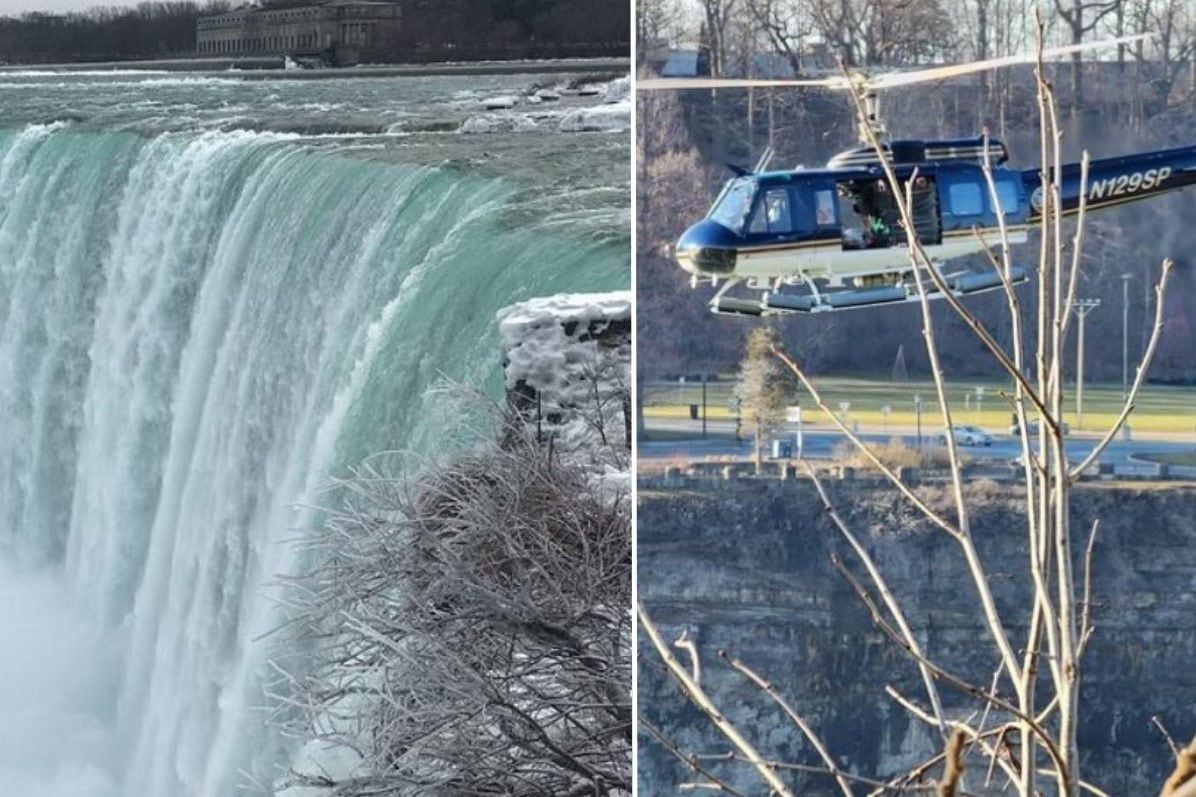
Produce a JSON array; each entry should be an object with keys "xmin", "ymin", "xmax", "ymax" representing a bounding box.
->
[{"xmin": 0, "ymin": 71, "xmax": 627, "ymax": 797}]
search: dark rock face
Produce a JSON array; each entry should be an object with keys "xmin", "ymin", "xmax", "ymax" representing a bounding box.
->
[{"xmin": 637, "ymin": 477, "xmax": 1196, "ymax": 795}]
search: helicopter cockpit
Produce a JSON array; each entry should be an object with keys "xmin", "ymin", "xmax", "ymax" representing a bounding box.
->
[
  {"xmin": 707, "ymin": 177, "xmax": 756, "ymax": 233},
  {"xmin": 707, "ymin": 176, "xmax": 840, "ymax": 237}
]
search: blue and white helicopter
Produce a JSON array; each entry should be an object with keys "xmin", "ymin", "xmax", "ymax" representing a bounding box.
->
[{"xmin": 641, "ymin": 37, "xmax": 1196, "ymax": 316}]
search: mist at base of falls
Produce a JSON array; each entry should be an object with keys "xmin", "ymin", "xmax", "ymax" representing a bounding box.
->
[{"xmin": 0, "ymin": 562, "xmax": 122, "ymax": 797}]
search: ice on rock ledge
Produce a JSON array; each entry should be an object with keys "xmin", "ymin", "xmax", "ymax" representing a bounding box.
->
[{"xmin": 497, "ymin": 291, "xmax": 631, "ymax": 457}]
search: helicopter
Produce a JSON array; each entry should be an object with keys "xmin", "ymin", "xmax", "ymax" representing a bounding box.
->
[{"xmin": 640, "ymin": 37, "xmax": 1196, "ymax": 317}]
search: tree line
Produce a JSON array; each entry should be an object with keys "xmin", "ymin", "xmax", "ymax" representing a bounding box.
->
[
  {"xmin": 0, "ymin": 0, "xmax": 629, "ymax": 64},
  {"xmin": 640, "ymin": 0, "xmax": 1194, "ymax": 112},
  {"xmin": 0, "ymin": 2, "xmax": 220, "ymax": 63}
]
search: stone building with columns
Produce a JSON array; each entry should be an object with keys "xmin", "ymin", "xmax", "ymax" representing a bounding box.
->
[{"xmin": 195, "ymin": 0, "xmax": 400, "ymax": 65}]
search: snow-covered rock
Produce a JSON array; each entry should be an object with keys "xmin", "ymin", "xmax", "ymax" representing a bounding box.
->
[
  {"xmin": 558, "ymin": 102, "xmax": 630, "ymax": 133},
  {"xmin": 497, "ymin": 291, "xmax": 631, "ymax": 457},
  {"xmin": 459, "ymin": 115, "xmax": 499, "ymax": 134},
  {"xmin": 481, "ymin": 95, "xmax": 518, "ymax": 110},
  {"xmin": 602, "ymin": 75, "xmax": 630, "ymax": 104},
  {"xmin": 459, "ymin": 112, "xmax": 551, "ymax": 134}
]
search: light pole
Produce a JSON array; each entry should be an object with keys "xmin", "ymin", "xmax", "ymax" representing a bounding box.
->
[
  {"xmin": 795, "ymin": 404, "xmax": 804, "ymax": 460},
  {"xmin": 1121, "ymin": 273, "xmax": 1132, "ymax": 401},
  {"xmin": 701, "ymin": 375, "xmax": 708, "ymax": 438},
  {"xmin": 1074, "ymin": 298, "xmax": 1101, "ymax": 429}
]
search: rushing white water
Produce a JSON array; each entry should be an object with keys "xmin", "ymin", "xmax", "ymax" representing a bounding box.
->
[{"xmin": 0, "ymin": 118, "xmax": 626, "ymax": 796}]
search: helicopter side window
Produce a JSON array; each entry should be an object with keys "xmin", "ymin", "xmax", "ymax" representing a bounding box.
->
[
  {"xmin": 992, "ymin": 176, "xmax": 1022, "ymax": 217},
  {"xmin": 748, "ymin": 188, "xmax": 794, "ymax": 234},
  {"xmin": 813, "ymin": 189, "xmax": 836, "ymax": 227},
  {"xmin": 947, "ymin": 181, "xmax": 985, "ymax": 217}
]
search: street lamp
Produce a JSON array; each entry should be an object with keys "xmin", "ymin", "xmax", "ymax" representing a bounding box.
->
[
  {"xmin": 1074, "ymin": 298, "xmax": 1101, "ymax": 429},
  {"xmin": 794, "ymin": 404, "xmax": 804, "ymax": 459}
]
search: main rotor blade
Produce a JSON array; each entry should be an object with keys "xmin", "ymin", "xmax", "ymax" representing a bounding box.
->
[
  {"xmin": 637, "ymin": 76, "xmax": 850, "ymax": 91},
  {"xmin": 868, "ymin": 34, "xmax": 1150, "ymax": 89}
]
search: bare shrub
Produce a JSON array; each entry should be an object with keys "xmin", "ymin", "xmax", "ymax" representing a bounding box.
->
[
  {"xmin": 832, "ymin": 437, "xmax": 955, "ymax": 469},
  {"xmin": 272, "ymin": 402, "xmax": 631, "ymax": 796}
]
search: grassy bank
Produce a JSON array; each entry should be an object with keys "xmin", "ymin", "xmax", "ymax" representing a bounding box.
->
[{"xmin": 644, "ymin": 377, "xmax": 1196, "ymax": 435}]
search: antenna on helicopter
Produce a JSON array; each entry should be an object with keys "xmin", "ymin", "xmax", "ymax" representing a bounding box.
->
[
  {"xmin": 859, "ymin": 87, "xmax": 884, "ymax": 143},
  {"xmin": 639, "ymin": 34, "xmax": 1149, "ymax": 144}
]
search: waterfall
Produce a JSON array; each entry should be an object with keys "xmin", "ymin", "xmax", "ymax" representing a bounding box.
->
[{"xmin": 0, "ymin": 123, "xmax": 626, "ymax": 796}]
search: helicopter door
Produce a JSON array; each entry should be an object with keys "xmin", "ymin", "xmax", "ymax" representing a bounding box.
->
[
  {"xmin": 837, "ymin": 179, "xmax": 895, "ymax": 250},
  {"xmin": 837, "ymin": 177, "xmax": 940, "ymax": 250}
]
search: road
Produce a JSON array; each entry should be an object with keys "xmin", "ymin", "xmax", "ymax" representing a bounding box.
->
[{"xmin": 639, "ymin": 417, "xmax": 1196, "ymax": 466}]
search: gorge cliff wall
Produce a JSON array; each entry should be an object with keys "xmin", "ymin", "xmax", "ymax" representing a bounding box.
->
[{"xmin": 637, "ymin": 476, "xmax": 1196, "ymax": 795}]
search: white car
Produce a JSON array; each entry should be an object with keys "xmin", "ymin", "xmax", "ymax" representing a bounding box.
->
[{"xmin": 940, "ymin": 425, "xmax": 992, "ymax": 446}]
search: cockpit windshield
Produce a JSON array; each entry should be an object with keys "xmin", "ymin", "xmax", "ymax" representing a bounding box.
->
[{"xmin": 708, "ymin": 178, "xmax": 756, "ymax": 232}]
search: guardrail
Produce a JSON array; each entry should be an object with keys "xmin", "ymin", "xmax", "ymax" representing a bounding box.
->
[{"xmin": 643, "ymin": 458, "xmax": 1196, "ymax": 486}]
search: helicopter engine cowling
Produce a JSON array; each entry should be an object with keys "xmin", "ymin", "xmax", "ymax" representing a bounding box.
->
[
  {"xmin": 675, "ymin": 219, "xmax": 739, "ymax": 276},
  {"xmin": 826, "ymin": 137, "xmax": 1010, "ymax": 169}
]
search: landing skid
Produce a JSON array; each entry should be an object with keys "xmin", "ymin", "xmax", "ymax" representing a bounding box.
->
[{"xmin": 710, "ymin": 266, "xmax": 1028, "ymax": 317}]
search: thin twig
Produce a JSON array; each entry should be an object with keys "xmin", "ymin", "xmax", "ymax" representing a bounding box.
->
[
  {"xmin": 1162, "ymin": 735, "xmax": 1196, "ymax": 797},
  {"xmin": 1069, "ymin": 260, "xmax": 1173, "ymax": 479},
  {"xmin": 723, "ymin": 652, "xmax": 854, "ymax": 797},
  {"xmin": 830, "ymin": 555, "xmax": 1068, "ymax": 777},
  {"xmin": 937, "ymin": 729, "xmax": 966, "ymax": 797},
  {"xmin": 639, "ymin": 719, "xmax": 748, "ymax": 797},
  {"xmin": 638, "ymin": 603, "xmax": 797, "ymax": 797},
  {"xmin": 803, "ymin": 460, "xmax": 948, "ymax": 738}
]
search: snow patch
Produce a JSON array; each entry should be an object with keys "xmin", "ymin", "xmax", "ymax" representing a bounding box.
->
[
  {"xmin": 497, "ymin": 291, "xmax": 631, "ymax": 457},
  {"xmin": 459, "ymin": 112, "xmax": 550, "ymax": 134},
  {"xmin": 602, "ymin": 75, "xmax": 630, "ymax": 104},
  {"xmin": 481, "ymin": 95, "xmax": 519, "ymax": 110},
  {"xmin": 558, "ymin": 102, "xmax": 630, "ymax": 133}
]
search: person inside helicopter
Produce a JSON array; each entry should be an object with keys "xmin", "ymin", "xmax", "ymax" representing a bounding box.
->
[
  {"xmin": 865, "ymin": 211, "xmax": 892, "ymax": 247},
  {"xmin": 840, "ymin": 181, "xmax": 894, "ymax": 250},
  {"xmin": 863, "ymin": 181, "xmax": 895, "ymax": 248}
]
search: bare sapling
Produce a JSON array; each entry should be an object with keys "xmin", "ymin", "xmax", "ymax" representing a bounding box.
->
[{"xmin": 641, "ymin": 15, "xmax": 1179, "ymax": 796}]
